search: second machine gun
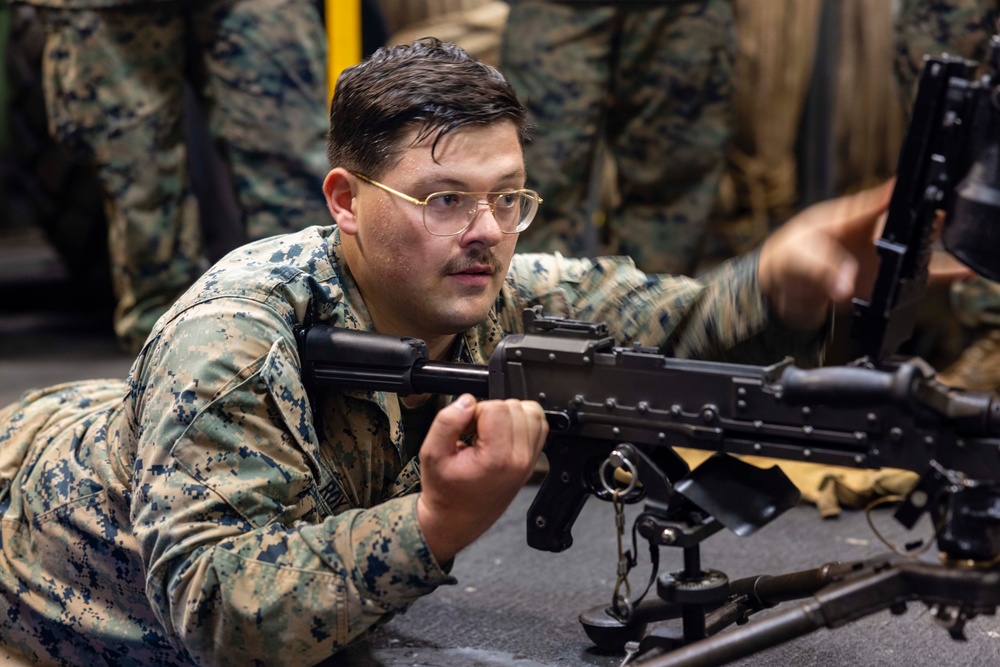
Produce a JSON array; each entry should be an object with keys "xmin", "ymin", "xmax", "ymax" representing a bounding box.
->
[{"xmin": 297, "ymin": 37, "xmax": 1000, "ymax": 667}]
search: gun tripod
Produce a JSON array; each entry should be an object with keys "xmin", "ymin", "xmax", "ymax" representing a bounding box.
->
[{"xmin": 580, "ymin": 445, "xmax": 1000, "ymax": 667}]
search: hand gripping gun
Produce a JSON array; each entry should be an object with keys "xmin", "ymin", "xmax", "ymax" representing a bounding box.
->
[{"xmin": 297, "ymin": 38, "xmax": 1000, "ymax": 667}]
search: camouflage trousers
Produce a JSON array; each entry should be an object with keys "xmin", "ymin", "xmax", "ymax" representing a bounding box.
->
[
  {"xmin": 37, "ymin": 0, "xmax": 330, "ymax": 352},
  {"xmin": 894, "ymin": 0, "xmax": 1000, "ymax": 328},
  {"xmin": 500, "ymin": 0, "xmax": 735, "ymax": 275}
]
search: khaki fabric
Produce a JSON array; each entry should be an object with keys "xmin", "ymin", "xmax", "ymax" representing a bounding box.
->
[
  {"xmin": 675, "ymin": 448, "xmax": 919, "ymax": 519},
  {"xmin": 835, "ymin": 0, "xmax": 905, "ymax": 193},
  {"xmin": 713, "ymin": 0, "xmax": 821, "ymax": 256},
  {"xmin": 377, "ymin": 0, "xmax": 494, "ymax": 37},
  {"xmin": 388, "ymin": 1, "xmax": 508, "ymax": 65}
]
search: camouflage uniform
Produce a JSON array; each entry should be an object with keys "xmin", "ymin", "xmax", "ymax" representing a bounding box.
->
[
  {"xmin": 500, "ymin": 0, "xmax": 735, "ymax": 275},
  {"xmin": 27, "ymin": 0, "xmax": 330, "ymax": 352},
  {"xmin": 0, "ymin": 225, "xmax": 822, "ymax": 665},
  {"xmin": 894, "ymin": 0, "xmax": 1000, "ymax": 388},
  {"xmin": 893, "ymin": 0, "xmax": 998, "ymax": 99}
]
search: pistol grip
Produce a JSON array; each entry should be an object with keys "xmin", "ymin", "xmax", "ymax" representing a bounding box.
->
[{"xmin": 526, "ymin": 437, "xmax": 608, "ymax": 552}]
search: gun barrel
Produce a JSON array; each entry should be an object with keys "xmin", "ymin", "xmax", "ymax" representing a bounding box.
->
[
  {"xmin": 309, "ymin": 360, "xmax": 489, "ymax": 397},
  {"xmin": 410, "ymin": 362, "xmax": 490, "ymax": 397}
]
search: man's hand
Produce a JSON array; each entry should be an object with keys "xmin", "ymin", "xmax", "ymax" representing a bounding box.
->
[
  {"xmin": 417, "ymin": 394, "xmax": 548, "ymax": 564},
  {"xmin": 757, "ymin": 181, "xmax": 893, "ymax": 331}
]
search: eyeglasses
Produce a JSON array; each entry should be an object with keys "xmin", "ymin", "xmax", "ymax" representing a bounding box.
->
[{"xmin": 351, "ymin": 172, "xmax": 542, "ymax": 237}]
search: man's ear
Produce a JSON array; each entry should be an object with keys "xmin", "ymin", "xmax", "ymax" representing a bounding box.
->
[{"xmin": 323, "ymin": 168, "xmax": 359, "ymax": 234}]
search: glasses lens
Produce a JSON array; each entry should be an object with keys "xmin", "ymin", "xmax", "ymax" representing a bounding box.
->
[
  {"xmin": 513, "ymin": 192, "xmax": 538, "ymax": 232},
  {"xmin": 489, "ymin": 192, "xmax": 538, "ymax": 232},
  {"xmin": 424, "ymin": 191, "xmax": 539, "ymax": 235},
  {"xmin": 425, "ymin": 192, "xmax": 478, "ymax": 235},
  {"xmin": 491, "ymin": 192, "xmax": 521, "ymax": 227}
]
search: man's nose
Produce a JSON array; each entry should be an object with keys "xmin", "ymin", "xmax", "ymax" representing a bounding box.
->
[{"xmin": 463, "ymin": 200, "xmax": 504, "ymax": 244}]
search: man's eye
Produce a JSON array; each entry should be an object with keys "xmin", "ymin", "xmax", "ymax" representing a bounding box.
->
[
  {"xmin": 428, "ymin": 193, "xmax": 465, "ymax": 209},
  {"xmin": 496, "ymin": 193, "xmax": 518, "ymax": 208}
]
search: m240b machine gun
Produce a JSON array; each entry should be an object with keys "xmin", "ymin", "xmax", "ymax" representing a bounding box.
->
[
  {"xmin": 298, "ymin": 38, "xmax": 1000, "ymax": 667},
  {"xmin": 299, "ymin": 308, "xmax": 1000, "ymax": 664}
]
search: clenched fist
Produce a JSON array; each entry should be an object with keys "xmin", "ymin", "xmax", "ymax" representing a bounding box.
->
[{"xmin": 416, "ymin": 394, "xmax": 548, "ymax": 563}]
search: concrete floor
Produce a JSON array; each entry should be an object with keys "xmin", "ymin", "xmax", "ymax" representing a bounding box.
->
[
  {"xmin": 3, "ymin": 228, "xmax": 1000, "ymax": 667},
  {"xmin": 350, "ymin": 489, "xmax": 1000, "ymax": 667},
  {"xmin": 0, "ymin": 227, "xmax": 133, "ymax": 407}
]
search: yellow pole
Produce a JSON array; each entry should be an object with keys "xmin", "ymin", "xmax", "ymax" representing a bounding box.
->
[{"xmin": 327, "ymin": 0, "xmax": 362, "ymax": 102}]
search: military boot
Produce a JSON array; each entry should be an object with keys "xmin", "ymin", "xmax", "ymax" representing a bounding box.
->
[{"xmin": 936, "ymin": 328, "xmax": 1000, "ymax": 391}]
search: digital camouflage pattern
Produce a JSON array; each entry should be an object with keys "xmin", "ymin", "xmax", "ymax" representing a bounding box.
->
[
  {"xmin": 893, "ymin": 0, "xmax": 998, "ymax": 105},
  {"xmin": 894, "ymin": 0, "xmax": 1000, "ymax": 330},
  {"xmin": 31, "ymin": 0, "xmax": 330, "ymax": 351},
  {"xmin": 0, "ymin": 225, "xmax": 824, "ymax": 665},
  {"xmin": 22, "ymin": 0, "xmax": 182, "ymax": 8},
  {"xmin": 500, "ymin": 0, "xmax": 735, "ymax": 275}
]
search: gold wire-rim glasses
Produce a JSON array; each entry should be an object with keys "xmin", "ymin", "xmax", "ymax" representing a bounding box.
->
[{"xmin": 351, "ymin": 172, "xmax": 542, "ymax": 237}]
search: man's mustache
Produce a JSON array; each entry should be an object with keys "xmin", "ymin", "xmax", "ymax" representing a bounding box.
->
[{"xmin": 443, "ymin": 248, "xmax": 504, "ymax": 276}]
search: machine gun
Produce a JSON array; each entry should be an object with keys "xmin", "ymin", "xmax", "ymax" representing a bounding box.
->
[
  {"xmin": 296, "ymin": 39, "xmax": 1000, "ymax": 667},
  {"xmin": 299, "ymin": 308, "xmax": 1000, "ymax": 663}
]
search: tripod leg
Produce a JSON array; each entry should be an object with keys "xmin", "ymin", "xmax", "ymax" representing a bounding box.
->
[{"xmin": 636, "ymin": 567, "xmax": 908, "ymax": 667}]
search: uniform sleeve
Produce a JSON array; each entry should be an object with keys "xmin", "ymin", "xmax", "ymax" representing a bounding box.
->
[
  {"xmin": 502, "ymin": 249, "xmax": 827, "ymax": 366},
  {"xmin": 129, "ymin": 296, "xmax": 453, "ymax": 665}
]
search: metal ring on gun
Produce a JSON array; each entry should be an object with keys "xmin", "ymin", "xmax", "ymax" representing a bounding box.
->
[
  {"xmin": 612, "ymin": 593, "xmax": 634, "ymax": 622},
  {"xmin": 599, "ymin": 449, "xmax": 638, "ymax": 497}
]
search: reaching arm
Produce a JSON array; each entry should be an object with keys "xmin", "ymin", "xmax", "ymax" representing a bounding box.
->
[{"xmin": 758, "ymin": 181, "xmax": 892, "ymax": 332}]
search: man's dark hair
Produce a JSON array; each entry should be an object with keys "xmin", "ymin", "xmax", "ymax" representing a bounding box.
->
[{"xmin": 327, "ymin": 38, "xmax": 528, "ymax": 178}]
